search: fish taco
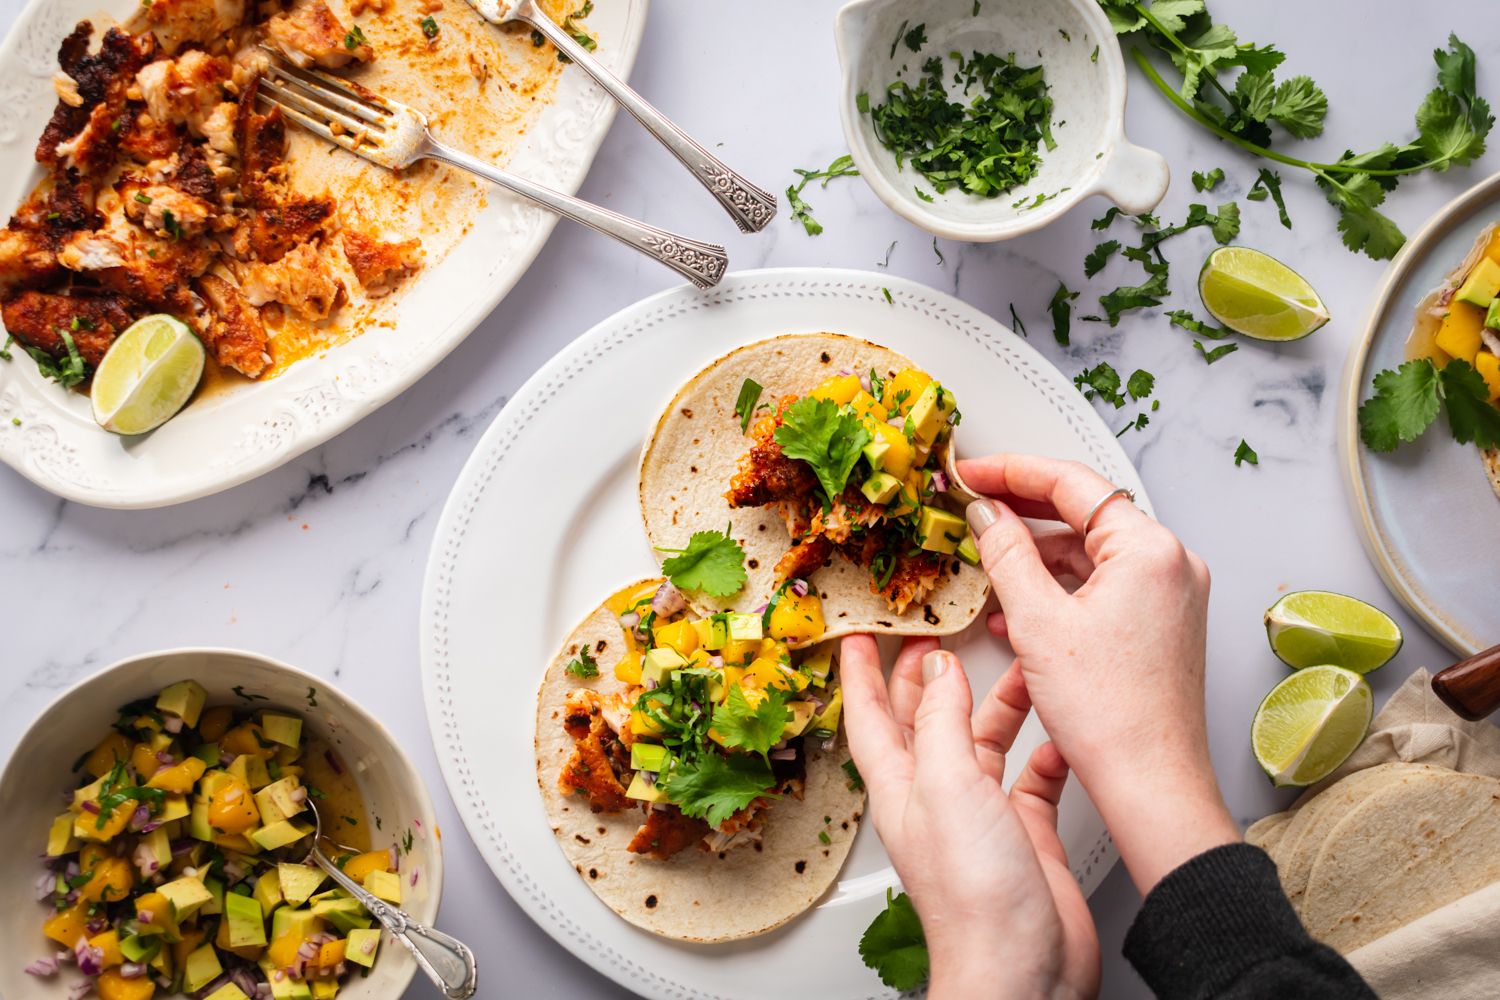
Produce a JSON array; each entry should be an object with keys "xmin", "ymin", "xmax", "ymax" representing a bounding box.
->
[
  {"xmin": 639, "ymin": 333, "xmax": 989, "ymax": 643},
  {"xmin": 534, "ymin": 579, "xmax": 864, "ymax": 942}
]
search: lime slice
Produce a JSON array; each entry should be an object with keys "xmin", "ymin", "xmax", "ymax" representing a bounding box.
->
[
  {"xmin": 1198, "ymin": 247, "xmax": 1330, "ymax": 341},
  {"xmin": 91, "ymin": 314, "xmax": 205, "ymax": 435},
  {"xmin": 1252, "ymin": 665, "xmax": 1372, "ymax": 787},
  {"xmin": 1265, "ymin": 591, "xmax": 1402, "ymax": 674}
]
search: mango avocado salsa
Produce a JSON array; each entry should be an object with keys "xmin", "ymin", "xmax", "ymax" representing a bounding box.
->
[{"xmin": 28, "ymin": 682, "xmax": 394, "ymax": 999}]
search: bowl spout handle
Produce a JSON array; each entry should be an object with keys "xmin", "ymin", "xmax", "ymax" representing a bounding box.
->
[{"xmin": 1093, "ymin": 137, "xmax": 1170, "ymax": 215}]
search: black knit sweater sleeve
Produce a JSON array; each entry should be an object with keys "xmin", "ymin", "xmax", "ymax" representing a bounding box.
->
[{"xmin": 1123, "ymin": 843, "xmax": 1377, "ymax": 999}]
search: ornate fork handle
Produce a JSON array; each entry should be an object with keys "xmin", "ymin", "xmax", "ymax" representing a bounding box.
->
[
  {"xmin": 517, "ymin": 0, "xmax": 777, "ymax": 233},
  {"xmin": 424, "ymin": 139, "xmax": 727, "ymax": 288},
  {"xmin": 313, "ymin": 849, "xmax": 479, "ymax": 999}
]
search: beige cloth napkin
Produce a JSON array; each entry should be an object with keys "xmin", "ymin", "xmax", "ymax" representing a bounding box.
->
[{"xmin": 1306, "ymin": 669, "xmax": 1500, "ymax": 998}]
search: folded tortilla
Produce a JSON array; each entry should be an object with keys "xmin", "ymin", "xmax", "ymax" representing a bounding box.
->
[
  {"xmin": 638, "ymin": 333, "xmax": 990, "ymax": 642},
  {"xmin": 533, "ymin": 579, "xmax": 865, "ymax": 942}
]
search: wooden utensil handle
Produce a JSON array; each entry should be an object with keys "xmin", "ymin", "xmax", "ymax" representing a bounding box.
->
[{"xmin": 1432, "ymin": 643, "xmax": 1500, "ymax": 720}]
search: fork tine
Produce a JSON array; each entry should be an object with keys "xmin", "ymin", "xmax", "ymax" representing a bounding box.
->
[
  {"xmin": 256, "ymin": 88, "xmax": 386, "ymax": 165},
  {"xmin": 260, "ymin": 46, "xmax": 394, "ymax": 118},
  {"xmin": 259, "ymin": 76, "xmax": 374, "ymax": 139}
]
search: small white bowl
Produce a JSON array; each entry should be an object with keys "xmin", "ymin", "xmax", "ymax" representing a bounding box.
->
[
  {"xmin": 0, "ymin": 648, "xmax": 444, "ymax": 1000},
  {"xmin": 836, "ymin": 0, "xmax": 1169, "ymax": 241}
]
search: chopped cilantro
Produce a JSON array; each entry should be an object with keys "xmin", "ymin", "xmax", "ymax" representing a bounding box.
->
[
  {"xmin": 734, "ymin": 377, "xmax": 763, "ymax": 433},
  {"xmin": 565, "ymin": 647, "xmax": 600, "ymax": 679},
  {"xmin": 1048, "ymin": 282, "xmax": 1078, "ymax": 345},
  {"xmin": 231, "ymin": 685, "xmax": 268, "ymax": 701},
  {"xmin": 343, "ymin": 24, "xmax": 366, "ymax": 50},
  {"xmin": 1247, "ymin": 168, "xmax": 1292, "ymax": 228},
  {"xmin": 1192, "ymin": 167, "xmax": 1225, "ymax": 191},
  {"xmin": 1233, "ymin": 439, "xmax": 1259, "ymax": 466},
  {"xmin": 903, "ymin": 22, "xmax": 927, "ymax": 53},
  {"xmin": 1084, "ymin": 239, "xmax": 1121, "ymax": 277},
  {"xmin": 657, "ymin": 527, "xmax": 747, "ymax": 597},
  {"xmin": 786, "ymin": 154, "xmax": 859, "ymax": 235},
  {"xmin": 842, "ymin": 759, "xmax": 863, "ymax": 790},
  {"xmin": 420, "ymin": 15, "xmax": 439, "ymax": 38},
  {"xmin": 24, "ymin": 329, "xmax": 87, "ymax": 389}
]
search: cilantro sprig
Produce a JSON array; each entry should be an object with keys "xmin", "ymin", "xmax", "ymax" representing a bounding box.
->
[
  {"xmin": 1103, "ymin": 5, "xmax": 1491, "ymax": 260},
  {"xmin": 711, "ymin": 686, "xmax": 789, "ymax": 758},
  {"xmin": 657, "ymin": 527, "xmax": 747, "ymax": 598},
  {"xmin": 659, "ymin": 751, "xmax": 778, "ymax": 827},
  {"xmin": 564, "ymin": 647, "xmax": 599, "ymax": 679},
  {"xmin": 1359, "ymin": 358, "xmax": 1500, "ymax": 452},
  {"xmin": 786, "ymin": 155, "xmax": 859, "ymax": 235},
  {"xmin": 773, "ymin": 396, "xmax": 872, "ymax": 501},
  {"xmin": 859, "ymin": 890, "xmax": 930, "ymax": 990}
]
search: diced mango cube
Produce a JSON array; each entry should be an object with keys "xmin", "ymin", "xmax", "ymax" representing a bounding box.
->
[{"xmin": 1436, "ymin": 302, "xmax": 1486, "ymax": 363}]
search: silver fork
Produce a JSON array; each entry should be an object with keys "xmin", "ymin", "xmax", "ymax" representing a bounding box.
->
[
  {"xmin": 468, "ymin": 0, "xmax": 778, "ymax": 233},
  {"xmin": 256, "ymin": 57, "xmax": 728, "ymax": 289}
]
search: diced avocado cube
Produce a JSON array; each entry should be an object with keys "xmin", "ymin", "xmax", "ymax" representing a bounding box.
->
[
  {"xmin": 191, "ymin": 742, "xmax": 222, "ymax": 765},
  {"xmin": 159, "ymin": 875, "xmax": 214, "ymax": 920},
  {"xmin": 862, "ymin": 436, "xmax": 891, "ymax": 472},
  {"xmin": 223, "ymin": 890, "xmax": 267, "ymax": 948},
  {"xmin": 800, "ymin": 646, "xmax": 833, "ymax": 684},
  {"xmin": 253, "ymin": 870, "xmax": 283, "ymax": 919},
  {"xmin": 907, "ymin": 382, "xmax": 956, "ymax": 446},
  {"xmin": 188, "ymin": 800, "xmax": 214, "ymax": 842},
  {"xmin": 781, "ymin": 701, "xmax": 816, "ymax": 740},
  {"xmin": 641, "ymin": 647, "xmax": 686, "ymax": 686},
  {"xmin": 809, "ymin": 688, "xmax": 844, "ymax": 738},
  {"xmin": 271, "ymin": 905, "xmax": 325, "ymax": 945},
  {"xmin": 198, "ymin": 770, "xmax": 235, "ymax": 799},
  {"xmin": 629, "ymin": 742, "xmax": 671, "ymax": 772},
  {"xmin": 310, "ymin": 897, "xmax": 371, "ymax": 933},
  {"xmin": 363, "ymin": 869, "xmax": 402, "ymax": 904},
  {"xmin": 956, "ymin": 532, "xmax": 981, "ymax": 566},
  {"xmin": 250, "ymin": 819, "xmax": 314, "ymax": 852},
  {"xmin": 344, "ymin": 927, "xmax": 381, "ymax": 969},
  {"xmin": 72, "ymin": 774, "xmax": 108, "ymax": 809},
  {"xmin": 860, "ymin": 472, "xmax": 902, "ymax": 505},
  {"xmin": 148, "ymin": 944, "xmax": 173, "ymax": 976},
  {"xmin": 157, "ymin": 794, "xmax": 190, "ymax": 823},
  {"xmin": 46, "ymin": 812, "xmax": 79, "ymax": 856},
  {"xmin": 1486, "ymin": 298, "xmax": 1500, "ymax": 331},
  {"xmin": 277, "ymin": 863, "xmax": 326, "ymax": 906},
  {"xmin": 310, "ymin": 980, "xmax": 339, "ymax": 1000},
  {"xmin": 1457, "ymin": 258, "xmax": 1500, "ymax": 307},
  {"xmin": 202, "ymin": 876, "xmax": 224, "ymax": 916},
  {"xmin": 118, "ymin": 934, "xmax": 161, "ymax": 963},
  {"xmin": 254, "ymin": 776, "xmax": 306, "ymax": 826},
  {"xmin": 916, "ymin": 506, "xmax": 967, "ymax": 555},
  {"xmin": 227, "ymin": 753, "xmax": 271, "ymax": 790},
  {"xmin": 691, "ymin": 615, "xmax": 729, "ymax": 651},
  {"xmin": 261, "ymin": 712, "xmax": 303, "ymax": 748},
  {"xmin": 183, "ymin": 942, "xmax": 224, "ymax": 992},
  {"xmin": 725, "ymin": 612, "xmax": 763, "ymax": 642},
  {"xmin": 203, "ymin": 984, "xmax": 252, "ymax": 1000},
  {"xmin": 139, "ymin": 827, "xmax": 172, "ymax": 872},
  {"xmin": 156, "ymin": 680, "xmax": 208, "ymax": 728},
  {"xmin": 623, "ymin": 771, "xmax": 666, "ymax": 804},
  {"xmin": 258, "ymin": 958, "xmax": 313, "ymax": 1000}
]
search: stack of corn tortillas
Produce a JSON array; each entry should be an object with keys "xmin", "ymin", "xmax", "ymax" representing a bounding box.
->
[{"xmin": 1245, "ymin": 669, "xmax": 1500, "ymax": 999}]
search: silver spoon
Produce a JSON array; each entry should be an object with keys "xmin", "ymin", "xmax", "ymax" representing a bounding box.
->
[
  {"xmin": 466, "ymin": 0, "xmax": 778, "ymax": 233},
  {"xmin": 303, "ymin": 799, "xmax": 478, "ymax": 999}
]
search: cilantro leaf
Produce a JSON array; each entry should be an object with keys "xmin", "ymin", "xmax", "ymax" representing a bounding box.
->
[
  {"xmin": 1247, "ymin": 168, "xmax": 1291, "ymax": 228},
  {"xmin": 1440, "ymin": 359, "xmax": 1500, "ymax": 447},
  {"xmin": 1269, "ymin": 76, "xmax": 1327, "ymax": 138},
  {"xmin": 1084, "ymin": 240, "xmax": 1121, "ymax": 277},
  {"xmin": 1435, "ymin": 32, "xmax": 1477, "ymax": 103},
  {"xmin": 1126, "ymin": 369, "xmax": 1155, "ymax": 401},
  {"xmin": 1091, "ymin": 206, "xmax": 1123, "ymax": 230},
  {"xmin": 565, "ymin": 647, "xmax": 599, "ymax": 679},
  {"xmin": 774, "ymin": 396, "xmax": 872, "ymax": 500},
  {"xmin": 1075, "ymin": 363, "xmax": 1123, "ymax": 407},
  {"xmin": 1191, "ymin": 167, "xmax": 1224, "ymax": 192},
  {"xmin": 786, "ymin": 155, "xmax": 859, "ymax": 236},
  {"xmin": 1233, "ymin": 439, "xmax": 1259, "ymax": 466},
  {"xmin": 1415, "ymin": 87, "xmax": 1489, "ymax": 168},
  {"xmin": 859, "ymin": 890, "xmax": 930, "ymax": 991},
  {"xmin": 734, "ymin": 378, "xmax": 763, "ymax": 433},
  {"xmin": 657, "ymin": 529, "xmax": 747, "ymax": 597},
  {"xmin": 711, "ymin": 686, "xmax": 788, "ymax": 757},
  {"xmin": 1358, "ymin": 359, "xmax": 1442, "ymax": 452},
  {"xmin": 1167, "ymin": 308, "xmax": 1233, "ymax": 341},
  {"xmin": 1195, "ymin": 341, "xmax": 1239, "ymax": 363},
  {"xmin": 660, "ymin": 751, "xmax": 778, "ymax": 827},
  {"xmin": 1099, "ymin": 258, "xmax": 1169, "ymax": 325},
  {"xmin": 24, "ymin": 330, "xmax": 87, "ymax": 388},
  {"xmin": 1049, "ymin": 282, "xmax": 1079, "ymax": 345},
  {"xmin": 902, "ymin": 22, "xmax": 927, "ymax": 52}
]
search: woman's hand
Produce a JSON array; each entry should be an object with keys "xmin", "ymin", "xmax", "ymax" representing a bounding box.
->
[
  {"xmin": 957, "ymin": 453, "xmax": 1240, "ymax": 895},
  {"xmin": 841, "ymin": 635, "xmax": 1099, "ymax": 1000}
]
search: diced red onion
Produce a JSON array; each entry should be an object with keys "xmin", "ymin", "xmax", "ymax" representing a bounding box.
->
[
  {"xmin": 155, "ymin": 750, "xmax": 175, "ymax": 765},
  {"xmin": 133, "ymin": 840, "xmax": 160, "ymax": 876},
  {"xmin": 119, "ymin": 962, "xmax": 147, "ymax": 978},
  {"xmin": 790, "ymin": 578, "xmax": 809, "ymax": 597},
  {"xmin": 297, "ymin": 941, "xmax": 319, "ymax": 960},
  {"xmin": 805, "ymin": 694, "xmax": 826, "ymax": 712},
  {"xmin": 753, "ymin": 603, "xmax": 768, "ymax": 614},
  {"xmin": 139, "ymin": 821, "xmax": 160, "ymax": 834},
  {"xmin": 640, "ymin": 771, "xmax": 656, "ymax": 787},
  {"xmin": 64, "ymin": 890, "xmax": 79, "ymax": 905},
  {"xmin": 931, "ymin": 469, "xmax": 950, "ymax": 493},
  {"xmin": 85, "ymin": 917, "xmax": 107, "ymax": 935},
  {"xmin": 413, "ymin": 819, "xmax": 426, "ymax": 838},
  {"xmin": 822, "ymin": 735, "xmax": 838, "ymax": 752},
  {"xmin": 776, "ymin": 663, "xmax": 796, "ymax": 677},
  {"xmin": 24, "ymin": 956, "xmax": 59, "ymax": 977},
  {"xmin": 162, "ymin": 716, "xmax": 183, "ymax": 734},
  {"xmin": 219, "ymin": 752, "xmax": 235, "ymax": 767},
  {"xmin": 360, "ymin": 937, "xmax": 377, "ymax": 955},
  {"xmin": 128, "ymin": 805, "xmax": 151, "ymax": 831},
  {"xmin": 35, "ymin": 871, "xmax": 55, "ymax": 901},
  {"xmin": 771, "ymin": 740, "xmax": 787, "ymax": 751},
  {"xmin": 410, "ymin": 867, "xmax": 420, "ymax": 886},
  {"xmin": 170, "ymin": 839, "xmax": 195, "ymax": 857},
  {"xmin": 64, "ymin": 860, "xmax": 80, "ymax": 877},
  {"xmin": 770, "ymin": 748, "xmax": 797, "ymax": 761},
  {"xmin": 290, "ymin": 787, "xmax": 307, "ymax": 804},
  {"xmin": 651, "ymin": 582, "xmax": 686, "ymax": 617},
  {"xmin": 136, "ymin": 909, "xmax": 154, "ymax": 925},
  {"xmin": 643, "ymin": 677, "xmax": 656, "ymax": 691},
  {"xmin": 80, "ymin": 801, "xmax": 99, "ymax": 815},
  {"xmin": 888, "ymin": 416, "xmax": 905, "ymax": 428},
  {"xmin": 68, "ymin": 979, "xmax": 93, "ymax": 1000},
  {"xmin": 74, "ymin": 940, "xmax": 103, "ymax": 976},
  {"xmin": 836, "ymin": 368, "xmax": 851, "ymax": 376},
  {"xmin": 860, "ymin": 371, "xmax": 872, "ymax": 393},
  {"xmin": 324, "ymin": 750, "xmax": 344, "ymax": 775},
  {"xmin": 222, "ymin": 859, "xmax": 247, "ymax": 884},
  {"xmin": 708, "ymin": 655, "xmax": 724, "ymax": 669},
  {"xmin": 388, "ymin": 846, "xmax": 399, "ymax": 870},
  {"xmin": 618, "ymin": 611, "xmax": 640, "ymax": 630}
]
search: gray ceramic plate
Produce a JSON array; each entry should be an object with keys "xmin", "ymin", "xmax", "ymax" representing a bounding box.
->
[{"xmin": 1340, "ymin": 172, "xmax": 1500, "ymax": 657}]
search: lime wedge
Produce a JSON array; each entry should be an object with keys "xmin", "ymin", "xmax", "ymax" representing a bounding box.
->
[
  {"xmin": 1265, "ymin": 591, "xmax": 1402, "ymax": 674},
  {"xmin": 90, "ymin": 314, "xmax": 205, "ymax": 435},
  {"xmin": 1252, "ymin": 665, "xmax": 1372, "ymax": 787},
  {"xmin": 1198, "ymin": 247, "xmax": 1330, "ymax": 341}
]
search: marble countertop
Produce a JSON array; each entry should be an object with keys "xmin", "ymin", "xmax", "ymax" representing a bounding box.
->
[{"xmin": 2, "ymin": 0, "xmax": 1495, "ymax": 996}]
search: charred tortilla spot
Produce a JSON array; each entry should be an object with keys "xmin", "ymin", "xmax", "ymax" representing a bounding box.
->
[
  {"xmin": 819, "ymin": 351, "xmax": 831, "ymax": 363},
  {"xmin": 923, "ymin": 605, "xmax": 940, "ymax": 625},
  {"xmin": 747, "ymin": 558, "xmax": 759, "ymax": 569},
  {"xmin": 689, "ymin": 465, "xmax": 697, "ymax": 473},
  {"xmin": 841, "ymin": 821, "xmax": 849, "ymax": 830},
  {"xmin": 794, "ymin": 860, "xmax": 806, "ymax": 874},
  {"xmin": 575, "ymin": 834, "xmax": 591, "ymax": 845},
  {"xmin": 588, "ymin": 868, "xmax": 598, "ymax": 880},
  {"xmin": 595, "ymin": 639, "xmax": 606, "ymax": 652},
  {"xmin": 645, "ymin": 895, "xmax": 658, "ymax": 908},
  {"xmin": 680, "ymin": 408, "xmax": 692, "ymax": 418},
  {"xmin": 876, "ymin": 620, "xmax": 892, "ymax": 628}
]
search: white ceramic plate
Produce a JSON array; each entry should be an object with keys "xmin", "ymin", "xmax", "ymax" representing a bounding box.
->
[
  {"xmin": 419, "ymin": 268, "xmax": 1147, "ymax": 999},
  {"xmin": 1339, "ymin": 172, "xmax": 1500, "ymax": 657},
  {"xmin": 0, "ymin": 0, "xmax": 647, "ymax": 508}
]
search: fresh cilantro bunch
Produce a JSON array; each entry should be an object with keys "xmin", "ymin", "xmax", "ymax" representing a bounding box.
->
[
  {"xmin": 1358, "ymin": 358, "xmax": 1500, "ymax": 452},
  {"xmin": 860, "ymin": 49, "xmax": 1055, "ymax": 199},
  {"xmin": 774, "ymin": 396, "xmax": 872, "ymax": 501},
  {"xmin": 859, "ymin": 890, "xmax": 930, "ymax": 990},
  {"xmin": 657, "ymin": 527, "xmax": 747, "ymax": 597},
  {"xmin": 1100, "ymin": 1, "xmax": 1491, "ymax": 260}
]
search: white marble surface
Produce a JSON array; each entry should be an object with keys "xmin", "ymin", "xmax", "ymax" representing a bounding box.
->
[{"xmin": 1, "ymin": 0, "xmax": 1494, "ymax": 996}]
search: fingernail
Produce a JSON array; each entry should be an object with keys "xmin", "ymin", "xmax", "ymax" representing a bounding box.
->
[
  {"xmin": 922, "ymin": 650, "xmax": 950, "ymax": 684},
  {"xmin": 967, "ymin": 499, "xmax": 999, "ymax": 535}
]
